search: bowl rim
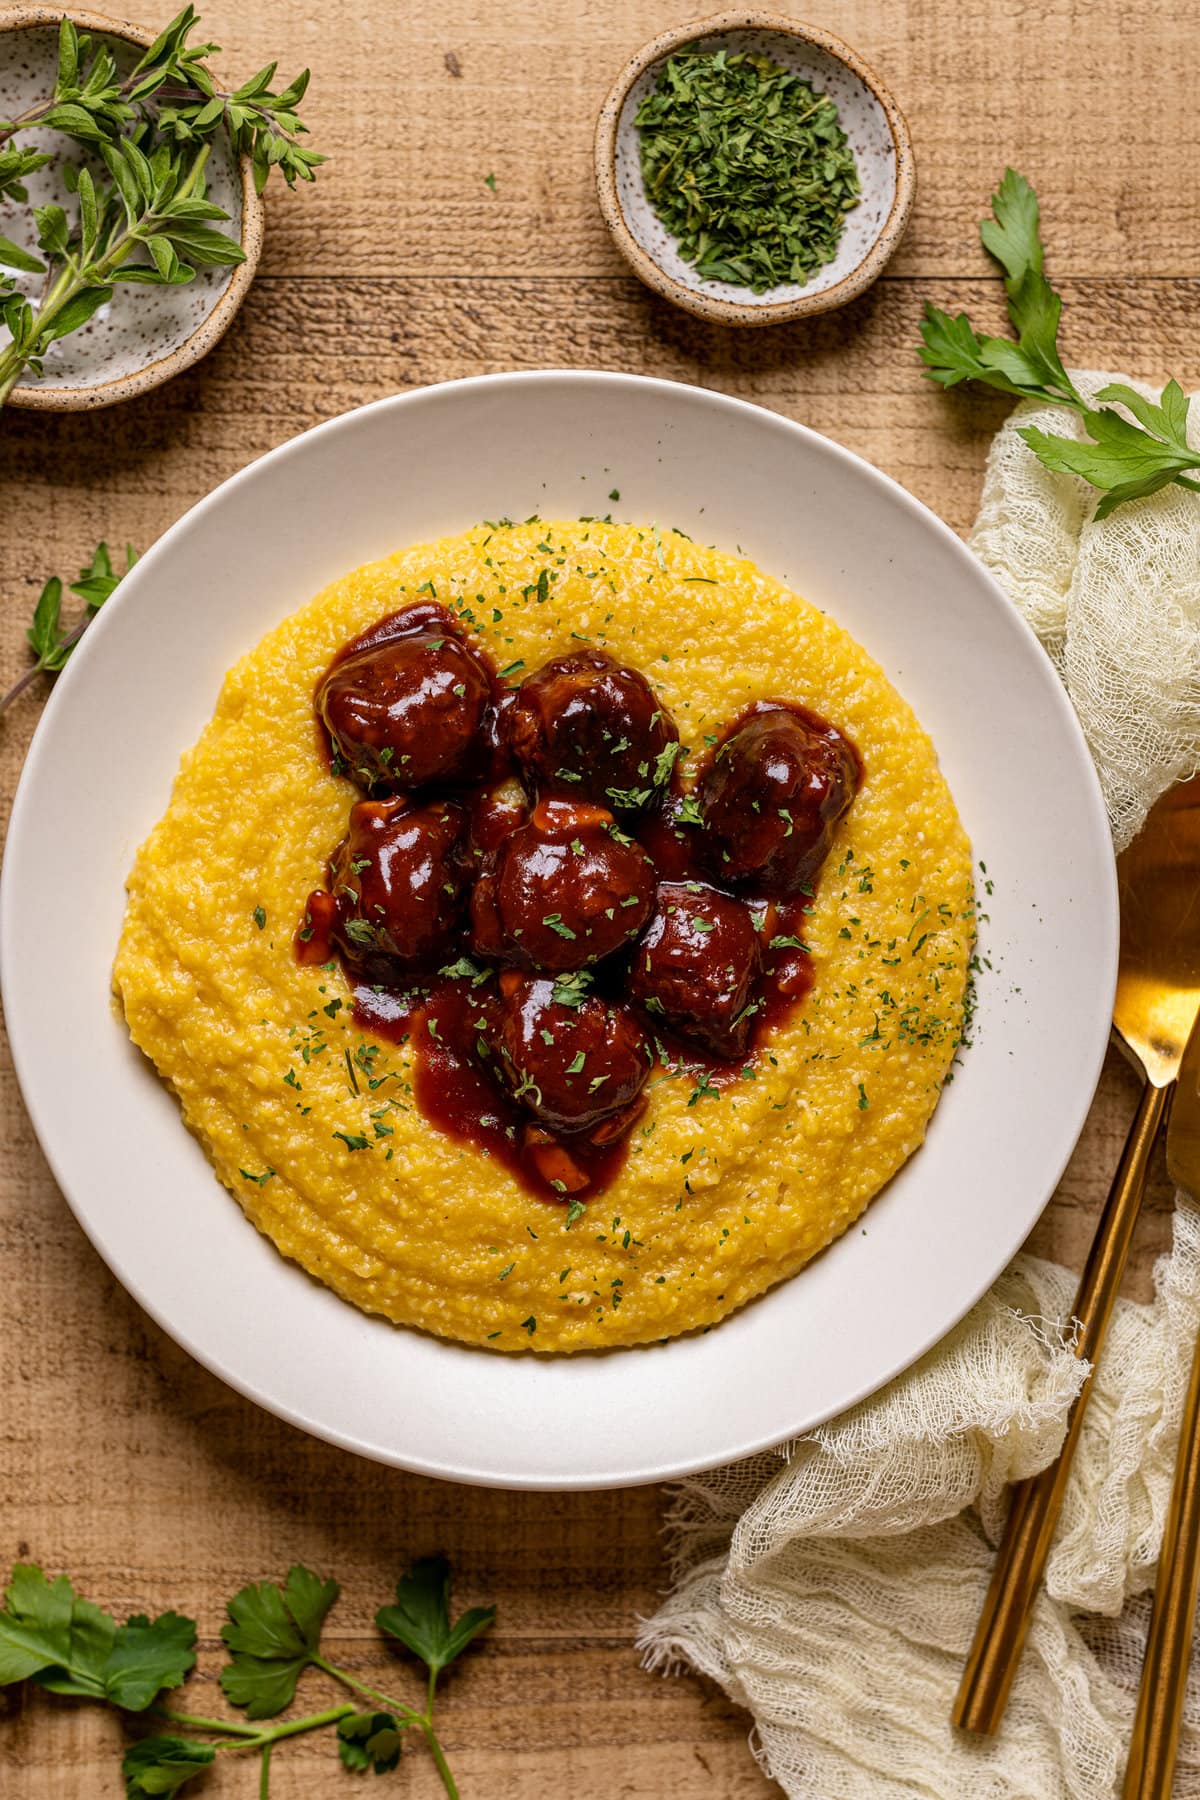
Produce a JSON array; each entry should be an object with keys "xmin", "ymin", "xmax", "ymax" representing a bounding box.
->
[
  {"xmin": 594, "ymin": 9, "xmax": 916, "ymax": 326},
  {"xmin": 0, "ymin": 3, "xmax": 264, "ymax": 411}
]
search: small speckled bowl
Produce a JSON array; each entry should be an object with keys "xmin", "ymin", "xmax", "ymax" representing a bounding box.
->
[
  {"xmin": 0, "ymin": 6, "xmax": 263, "ymax": 410},
  {"xmin": 595, "ymin": 12, "xmax": 915, "ymax": 327}
]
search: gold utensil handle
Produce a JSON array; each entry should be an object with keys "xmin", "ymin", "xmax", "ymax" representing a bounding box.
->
[
  {"xmin": 954, "ymin": 1077, "xmax": 1172, "ymax": 1736},
  {"xmin": 1123, "ymin": 1290, "xmax": 1200, "ymax": 1797}
]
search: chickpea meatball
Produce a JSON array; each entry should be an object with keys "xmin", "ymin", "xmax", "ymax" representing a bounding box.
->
[
  {"xmin": 490, "ymin": 973, "xmax": 650, "ymax": 1139},
  {"xmin": 327, "ymin": 795, "xmax": 468, "ymax": 971},
  {"xmin": 503, "ymin": 650, "xmax": 679, "ymax": 813},
  {"xmin": 470, "ymin": 797, "xmax": 654, "ymax": 972},
  {"xmin": 629, "ymin": 882, "xmax": 763, "ymax": 1059},
  {"xmin": 698, "ymin": 705, "xmax": 858, "ymax": 897},
  {"xmin": 317, "ymin": 602, "xmax": 491, "ymax": 791}
]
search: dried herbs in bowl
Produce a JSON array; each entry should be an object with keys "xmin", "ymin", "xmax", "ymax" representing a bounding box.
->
[
  {"xmin": 634, "ymin": 47, "xmax": 861, "ymax": 293},
  {"xmin": 595, "ymin": 15, "xmax": 914, "ymax": 327}
]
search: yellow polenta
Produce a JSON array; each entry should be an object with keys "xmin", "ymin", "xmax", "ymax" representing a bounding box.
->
[{"xmin": 114, "ymin": 521, "xmax": 974, "ymax": 1353}]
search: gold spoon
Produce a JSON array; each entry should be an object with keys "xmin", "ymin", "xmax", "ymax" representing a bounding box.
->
[{"xmin": 954, "ymin": 774, "xmax": 1200, "ymax": 1735}]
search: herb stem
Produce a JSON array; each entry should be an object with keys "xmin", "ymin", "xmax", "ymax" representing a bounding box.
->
[
  {"xmin": 0, "ymin": 660, "xmax": 51, "ymax": 716},
  {"xmin": 312, "ymin": 1655, "xmax": 459, "ymax": 1798},
  {"xmin": 310, "ymin": 1654, "xmax": 422, "ymax": 1725},
  {"xmin": 156, "ymin": 1707, "xmax": 263, "ymax": 1739},
  {"xmin": 419, "ymin": 1718, "xmax": 459, "ymax": 1799},
  {"xmin": 251, "ymin": 1705, "xmax": 356, "ymax": 1748},
  {"xmin": 258, "ymin": 1741, "xmax": 271, "ymax": 1799},
  {"xmin": 0, "ymin": 52, "xmax": 196, "ymax": 147}
]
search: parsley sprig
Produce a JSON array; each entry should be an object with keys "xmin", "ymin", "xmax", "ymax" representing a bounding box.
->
[
  {"xmin": 0, "ymin": 541, "xmax": 136, "ymax": 717},
  {"xmin": 0, "ymin": 1555, "xmax": 494, "ymax": 1797},
  {"xmin": 0, "ymin": 9, "xmax": 323, "ymax": 407},
  {"xmin": 919, "ymin": 169, "xmax": 1200, "ymax": 518}
]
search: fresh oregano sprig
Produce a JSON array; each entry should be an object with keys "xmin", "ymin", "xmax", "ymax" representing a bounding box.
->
[
  {"xmin": 0, "ymin": 9, "xmax": 322, "ymax": 189},
  {"xmin": 0, "ymin": 1555, "xmax": 495, "ymax": 1798},
  {"xmin": 919, "ymin": 169, "xmax": 1200, "ymax": 518},
  {"xmin": 0, "ymin": 10, "xmax": 323, "ymax": 407},
  {"xmin": 0, "ymin": 541, "xmax": 136, "ymax": 717}
]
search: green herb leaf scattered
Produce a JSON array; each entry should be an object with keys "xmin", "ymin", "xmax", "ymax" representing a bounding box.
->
[
  {"xmin": 919, "ymin": 170, "xmax": 1200, "ymax": 516},
  {"xmin": 0, "ymin": 1564, "xmax": 195, "ymax": 1710},
  {"xmin": 336, "ymin": 1710, "xmax": 403, "ymax": 1774},
  {"xmin": 375, "ymin": 1555, "xmax": 495, "ymax": 1678},
  {"xmin": 219, "ymin": 1565, "xmax": 338, "ymax": 1719},
  {"xmin": 551, "ymin": 969, "xmax": 594, "ymax": 1008},
  {"xmin": 2, "ymin": 1553, "xmax": 495, "ymax": 1797},
  {"xmin": 122, "ymin": 1734, "xmax": 215, "ymax": 1796},
  {"xmin": 2, "ymin": 542, "xmax": 137, "ymax": 717}
]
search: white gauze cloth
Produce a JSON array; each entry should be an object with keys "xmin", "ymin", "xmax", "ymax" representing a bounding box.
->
[{"xmin": 637, "ymin": 375, "xmax": 1200, "ymax": 1798}]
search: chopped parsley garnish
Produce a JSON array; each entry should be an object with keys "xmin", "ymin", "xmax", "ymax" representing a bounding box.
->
[
  {"xmin": 552, "ymin": 969, "xmax": 593, "ymax": 1009},
  {"xmin": 343, "ymin": 919, "xmax": 379, "ymax": 948}
]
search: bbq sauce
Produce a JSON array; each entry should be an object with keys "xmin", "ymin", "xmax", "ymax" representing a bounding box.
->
[{"xmin": 299, "ymin": 616, "xmax": 858, "ymax": 1202}]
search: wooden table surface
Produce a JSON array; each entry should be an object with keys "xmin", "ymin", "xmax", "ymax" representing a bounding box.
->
[{"xmin": 0, "ymin": 1, "xmax": 1190, "ymax": 1792}]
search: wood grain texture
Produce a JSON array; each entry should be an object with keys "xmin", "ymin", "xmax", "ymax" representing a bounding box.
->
[{"xmin": 0, "ymin": 0, "xmax": 1191, "ymax": 1791}]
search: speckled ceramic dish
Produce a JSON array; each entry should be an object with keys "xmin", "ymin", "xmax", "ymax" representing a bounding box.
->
[
  {"xmin": 595, "ymin": 11, "xmax": 915, "ymax": 326},
  {"xmin": 0, "ymin": 6, "xmax": 263, "ymax": 411}
]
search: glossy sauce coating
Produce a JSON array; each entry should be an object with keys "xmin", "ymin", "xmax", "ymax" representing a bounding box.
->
[
  {"xmin": 302, "ymin": 613, "xmax": 860, "ymax": 1201},
  {"xmin": 697, "ymin": 702, "xmax": 860, "ymax": 897},
  {"xmin": 491, "ymin": 972, "xmax": 651, "ymax": 1139},
  {"xmin": 503, "ymin": 648, "xmax": 679, "ymax": 811},
  {"xmin": 629, "ymin": 881, "xmax": 763, "ymax": 1060},
  {"xmin": 353, "ymin": 976, "xmax": 634, "ymax": 1201},
  {"xmin": 324, "ymin": 796, "xmax": 469, "ymax": 973},
  {"xmin": 470, "ymin": 797, "xmax": 655, "ymax": 972},
  {"xmin": 317, "ymin": 602, "xmax": 493, "ymax": 790}
]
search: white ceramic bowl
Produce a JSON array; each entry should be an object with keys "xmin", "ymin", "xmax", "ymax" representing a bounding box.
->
[
  {"xmin": 0, "ymin": 373, "xmax": 1117, "ymax": 1489},
  {"xmin": 0, "ymin": 7, "xmax": 262, "ymax": 410},
  {"xmin": 595, "ymin": 12, "xmax": 915, "ymax": 325}
]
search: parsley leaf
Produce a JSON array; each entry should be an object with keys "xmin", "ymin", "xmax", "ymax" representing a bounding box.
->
[
  {"xmin": 551, "ymin": 969, "xmax": 594, "ymax": 1009},
  {"xmin": 375, "ymin": 1555, "xmax": 495, "ymax": 1678},
  {"xmin": 919, "ymin": 170, "xmax": 1200, "ymax": 515},
  {"xmin": 219, "ymin": 1565, "xmax": 338, "ymax": 1719},
  {"xmin": 122, "ymin": 1735, "xmax": 215, "ymax": 1796},
  {"xmin": 2, "ymin": 1548, "xmax": 496, "ymax": 1794},
  {"xmin": 101, "ymin": 1614, "xmax": 199, "ymax": 1713},
  {"xmin": 0, "ymin": 1565, "xmax": 195, "ymax": 1712},
  {"xmin": 1021, "ymin": 391, "xmax": 1200, "ymax": 518},
  {"xmin": 336, "ymin": 1709, "xmax": 403, "ymax": 1773}
]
